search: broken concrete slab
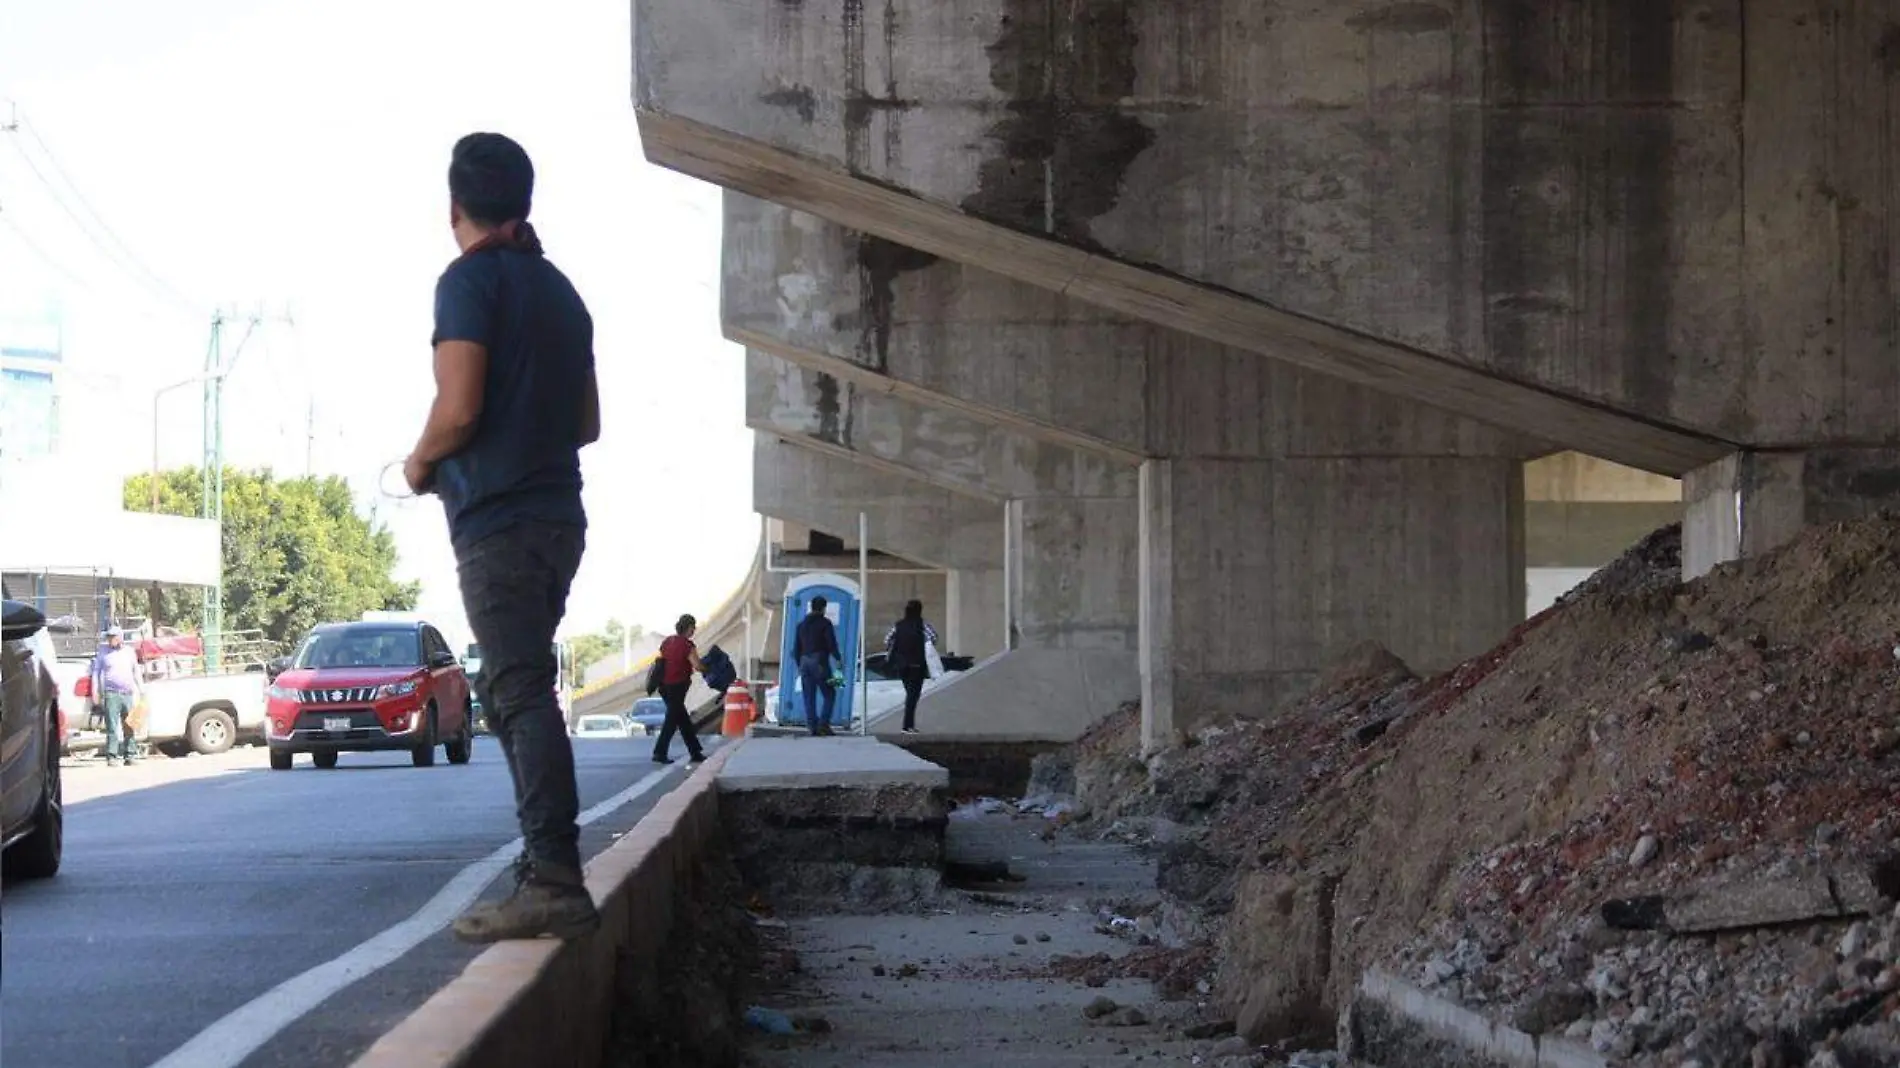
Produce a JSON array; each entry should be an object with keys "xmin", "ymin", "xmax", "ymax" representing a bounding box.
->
[
  {"xmin": 1600, "ymin": 866, "xmax": 1895, "ymax": 935},
  {"xmin": 1345, "ymin": 970, "xmax": 1608, "ymax": 1068}
]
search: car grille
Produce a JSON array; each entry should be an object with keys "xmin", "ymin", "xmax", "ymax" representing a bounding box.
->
[{"xmin": 293, "ymin": 687, "xmax": 380, "ymax": 704}]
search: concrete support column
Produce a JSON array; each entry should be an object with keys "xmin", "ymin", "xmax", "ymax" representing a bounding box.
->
[
  {"xmin": 1140, "ymin": 455, "xmax": 1526, "ymax": 749},
  {"xmin": 945, "ymin": 566, "xmax": 1006, "ymax": 659},
  {"xmin": 1684, "ymin": 448, "xmax": 1900, "ymax": 580}
]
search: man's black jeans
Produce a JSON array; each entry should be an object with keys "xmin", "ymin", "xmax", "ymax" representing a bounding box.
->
[
  {"xmin": 457, "ymin": 521, "xmax": 585, "ymax": 884},
  {"xmin": 653, "ymin": 680, "xmax": 703, "ymax": 761}
]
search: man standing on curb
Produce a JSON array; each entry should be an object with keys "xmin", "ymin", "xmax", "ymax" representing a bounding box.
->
[
  {"xmin": 91, "ymin": 627, "xmax": 142, "ymax": 766},
  {"xmin": 404, "ymin": 132, "xmax": 602, "ymax": 943}
]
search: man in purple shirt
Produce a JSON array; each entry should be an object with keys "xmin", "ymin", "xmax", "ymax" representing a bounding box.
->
[{"xmin": 91, "ymin": 627, "xmax": 143, "ymax": 767}]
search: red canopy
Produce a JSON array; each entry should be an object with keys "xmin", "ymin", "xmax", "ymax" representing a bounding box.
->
[{"xmin": 137, "ymin": 634, "xmax": 204, "ymax": 661}]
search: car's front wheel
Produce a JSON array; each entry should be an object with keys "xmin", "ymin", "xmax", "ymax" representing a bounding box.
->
[
  {"xmin": 4, "ymin": 712, "xmax": 63, "ymax": 879},
  {"xmin": 445, "ymin": 704, "xmax": 473, "ymax": 765},
  {"xmin": 412, "ymin": 706, "xmax": 438, "ymax": 768},
  {"xmin": 269, "ymin": 750, "xmax": 293, "ymax": 771}
]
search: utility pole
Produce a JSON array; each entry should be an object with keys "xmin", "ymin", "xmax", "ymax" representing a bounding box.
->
[{"xmin": 197, "ymin": 306, "xmax": 284, "ymax": 669}]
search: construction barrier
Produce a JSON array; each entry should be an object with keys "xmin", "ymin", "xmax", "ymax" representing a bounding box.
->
[{"xmin": 722, "ymin": 680, "xmax": 754, "ymax": 737}]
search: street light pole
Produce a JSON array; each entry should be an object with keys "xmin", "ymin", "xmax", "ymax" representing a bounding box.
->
[{"xmin": 151, "ymin": 373, "xmax": 213, "ymax": 511}]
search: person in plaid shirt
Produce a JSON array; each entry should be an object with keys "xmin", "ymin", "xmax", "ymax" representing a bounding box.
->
[{"xmin": 883, "ymin": 600, "xmax": 938, "ymax": 734}]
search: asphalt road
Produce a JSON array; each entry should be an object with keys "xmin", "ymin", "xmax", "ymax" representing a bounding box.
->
[{"xmin": 2, "ymin": 735, "xmax": 698, "ymax": 1068}]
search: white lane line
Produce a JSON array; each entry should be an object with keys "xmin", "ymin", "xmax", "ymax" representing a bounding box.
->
[{"xmin": 146, "ymin": 761, "xmax": 687, "ymax": 1068}]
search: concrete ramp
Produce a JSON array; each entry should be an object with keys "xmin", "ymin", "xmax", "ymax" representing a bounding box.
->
[{"xmin": 866, "ymin": 648, "xmax": 1138, "ymax": 743}]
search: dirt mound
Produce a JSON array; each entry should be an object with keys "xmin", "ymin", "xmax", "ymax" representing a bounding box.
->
[{"xmin": 1206, "ymin": 514, "xmax": 1900, "ymax": 1064}]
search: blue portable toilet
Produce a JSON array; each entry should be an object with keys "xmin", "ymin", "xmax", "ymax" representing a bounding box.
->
[{"xmin": 776, "ymin": 572, "xmax": 862, "ymax": 730}]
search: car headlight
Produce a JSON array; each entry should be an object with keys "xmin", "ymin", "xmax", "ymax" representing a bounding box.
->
[
  {"xmin": 376, "ymin": 680, "xmax": 420, "ymax": 699},
  {"xmin": 267, "ymin": 685, "xmax": 296, "ymax": 700}
]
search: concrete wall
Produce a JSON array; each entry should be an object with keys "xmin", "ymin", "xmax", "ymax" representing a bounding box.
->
[
  {"xmin": 724, "ymin": 193, "xmax": 1532, "ymax": 465},
  {"xmin": 754, "ymin": 433, "xmax": 1003, "ymax": 574},
  {"xmin": 728, "ymin": 193, "xmax": 1527, "ymax": 744},
  {"xmin": 641, "ymin": 0, "xmax": 1900, "ymax": 470},
  {"xmin": 1141, "ymin": 456, "xmax": 1525, "ymax": 748}
]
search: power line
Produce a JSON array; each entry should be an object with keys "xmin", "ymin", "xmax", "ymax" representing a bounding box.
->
[
  {"xmin": 16, "ymin": 117, "xmax": 191, "ymax": 306},
  {"xmin": 0, "ymin": 106, "xmax": 200, "ymax": 315},
  {"xmin": 0, "ymin": 208, "xmax": 104, "ymax": 298}
]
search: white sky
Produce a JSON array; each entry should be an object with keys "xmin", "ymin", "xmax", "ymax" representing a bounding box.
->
[{"xmin": 0, "ymin": 0, "xmax": 758, "ymax": 649}]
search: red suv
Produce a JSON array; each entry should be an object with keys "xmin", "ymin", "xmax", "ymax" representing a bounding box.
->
[{"xmin": 265, "ymin": 620, "xmax": 474, "ymax": 770}]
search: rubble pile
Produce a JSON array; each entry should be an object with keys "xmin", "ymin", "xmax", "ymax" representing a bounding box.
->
[
  {"xmin": 1035, "ymin": 517, "xmax": 1900, "ymax": 1065},
  {"xmin": 1188, "ymin": 516, "xmax": 1900, "ymax": 1065}
]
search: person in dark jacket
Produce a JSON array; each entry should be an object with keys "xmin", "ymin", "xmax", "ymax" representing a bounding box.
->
[
  {"xmin": 791, "ymin": 596, "xmax": 841, "ymax": 736},
  {"xmin": 654, "ymin": 614, "xmax": 707, "ymax": 765},
  {"xmin": 883, "ymin": 600, "xmax": 938, "ymax": 735}
]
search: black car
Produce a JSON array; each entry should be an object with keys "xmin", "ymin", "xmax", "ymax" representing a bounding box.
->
[{"xmin": 2, "ymin": 600, "xmax": 64, "ymax": 879}]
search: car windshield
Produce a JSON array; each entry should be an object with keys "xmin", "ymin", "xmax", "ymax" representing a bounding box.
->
[
  {"xmin": 632, "ymin": 698, "xmax": 665, "ymax": 718},
  {"xmin": 292, "ymin": 627, "xmax": 422, "ymax": 670},
  {"xmin": 579, "ymin": 716, "xmax": 621, "ymax": 731}
]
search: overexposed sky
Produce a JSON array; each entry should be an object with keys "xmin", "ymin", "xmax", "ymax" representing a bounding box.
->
[{"xmin": 0, "ymin": 0, "xmax": 757, "ymax": 648}]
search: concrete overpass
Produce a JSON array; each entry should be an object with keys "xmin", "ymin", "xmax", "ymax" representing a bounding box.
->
[{"xmin": 630, "ymin": 0, "xmax": 1894, "ymax": 747}]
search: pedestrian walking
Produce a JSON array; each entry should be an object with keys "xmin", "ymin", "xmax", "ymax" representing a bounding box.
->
[
  {"xmin": 792, "ymin": 596, "xmax": 841, "ymax": 736},
  {"xmin": 91, "ymin": 627, "xmax": 142, "ymax": 766},
  {"xmin": 654, "ymin": 614, "xmax": 708, "ymax": 765},
  {"xmin": 403, "ymin": 131, "xmax": 603, "ymax": 944},
  {"xmin": 883, "ymin": 600, "xmax": 938, "ymax": 735}
]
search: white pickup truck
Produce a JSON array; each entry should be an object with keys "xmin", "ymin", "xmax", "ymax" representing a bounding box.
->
[
  {"xmin": 138, "ymin": 672, "xmax": 268, "ymax": 754},
  {"xmin": 66, "ymin": 669, "xmax": 268, "ymax": 756}
]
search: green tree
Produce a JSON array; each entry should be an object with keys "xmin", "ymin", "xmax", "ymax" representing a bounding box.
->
[{"xmin": 123, "ymin": 467, "xmax": 420, "ymax": 649}]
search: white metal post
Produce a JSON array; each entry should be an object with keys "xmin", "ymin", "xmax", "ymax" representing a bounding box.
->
[{"xmin": 858, "ymin": 511, "xmax": 869, "ymax": 737}]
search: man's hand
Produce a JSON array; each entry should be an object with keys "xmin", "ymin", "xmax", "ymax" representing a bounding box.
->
[{"xmin": 403, "ymin": 455, "xmax": 436, "ymax": 496}]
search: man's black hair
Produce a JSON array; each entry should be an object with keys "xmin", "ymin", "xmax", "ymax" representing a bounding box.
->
[
  {"xmin": 449, "ymin": 133, "xmax": 535, "ymax": 225},
  {"xmin": 675, "ymin": 614, "xmax": 697, "ymax": 635},
  {"xmin": 810, "ymin": 596, "xmax": 828, "ymax": 613}
]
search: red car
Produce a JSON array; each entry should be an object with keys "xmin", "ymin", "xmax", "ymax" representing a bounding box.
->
[{"xmin": 265, "ymin": 619, "xmax": 474, "ymax": 770}]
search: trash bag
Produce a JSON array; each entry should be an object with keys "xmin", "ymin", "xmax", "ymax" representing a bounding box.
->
[{"xmin": 700, "ymin": 645, "xmax": 737, "ymax": 692}]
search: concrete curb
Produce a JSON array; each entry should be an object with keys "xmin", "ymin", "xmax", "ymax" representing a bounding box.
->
[
  {"xmin": 1347, "ymin": 969, "xmax": 1609, "ymax": 1068},
  {"xmin": 349, "ymin": 744, "xmax": 743, "ymax": 1068}
]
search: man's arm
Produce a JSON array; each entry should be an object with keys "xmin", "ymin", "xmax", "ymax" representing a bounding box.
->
[
  {"xmin": 409, "ymin": 341, "xmax": 487, "ymax": 469},
  {"xmin": 407, "ymin": 269, "xmax": 493, "ymax": 492},
  {"xmin": 791, "ymin": 622, "xmax": 805, "ymax": 663},
  {"xmin": 578, "ymin": 360, "xmax": 601, "ymax": 447}
]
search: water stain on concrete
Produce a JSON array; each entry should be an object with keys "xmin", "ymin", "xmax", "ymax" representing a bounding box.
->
[
  {"xmin": 813, "ymin": 371, "xmax": 849, "ymax": 445},
  {"xmin": 762, "ymin": 85, "xmax": 819, "ymax": 124},
  {"xmin": 1346, "ymin": 3, "xmax": 1453, "ymax": 34},
  {"xmin": 854, "ymin": 233, "xmax": 940, "ymax": 372},
  {"xmin": 838, "ymin": 0, "xmax": 917, "ymax": 173},
  {"xmin": 963, "ymin": 0, "xmax": 1156, "ymax": 249},
  {"xmin": 1481, "ymin": 0, "xmax": 1678, "ymax": 420},
  {"xmin": 1878, "ymin": 24, "xmax": 1900, "ymax": 77}
]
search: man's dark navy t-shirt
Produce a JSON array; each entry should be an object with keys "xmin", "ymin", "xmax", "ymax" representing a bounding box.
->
[{"xmin": 431, "ymin": 246, "xmax": 592, "ymax": 551}]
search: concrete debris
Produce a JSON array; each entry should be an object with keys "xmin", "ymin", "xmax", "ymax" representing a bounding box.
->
[
  {"xmin": 1601, "ymin": 866, "xmax": 1887, "ymax": 934},
  {"xmin": 1208, "ymin": 1035, "xmax": 1252, "ymax": 1058},
  {"xmin": 1083, "ymin": 995, "xmax": 1120, "ymax": 1020},
  {"xmin": 1629, "ymin": 834, "xmax": 1661, "ymax": 868},
  {"xmin": 1031, "ymin": 515, "xmax": 1900, "ymax": 1066}
]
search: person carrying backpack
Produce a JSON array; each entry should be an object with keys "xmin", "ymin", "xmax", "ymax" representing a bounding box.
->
[
  {"xmin": 653, "ymin": 614, "xmax": 707, "ymax": 765},
  {"xmin": 883, "ymin": 600, "xmax": 937, "ymax": 735}
]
